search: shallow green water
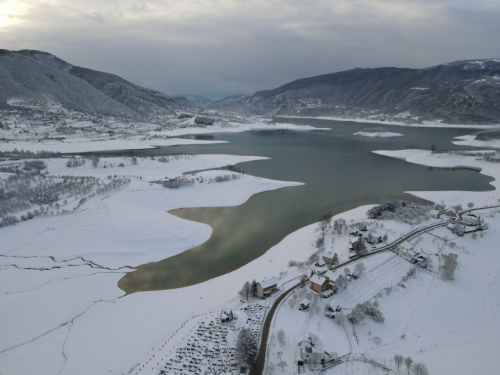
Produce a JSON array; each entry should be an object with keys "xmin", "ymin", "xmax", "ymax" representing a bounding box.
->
[{"xmin": 117, "ymin": 119, "xmax": 494, "ymax": 292}]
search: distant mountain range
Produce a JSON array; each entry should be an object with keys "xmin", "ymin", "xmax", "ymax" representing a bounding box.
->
[
  {"xmin": 0, "ymin": 49, "xmax": 194, "ymax": 117},
  {"xmin": 210, "ymin": 59, "xmax": 500, "ymax": 124}
]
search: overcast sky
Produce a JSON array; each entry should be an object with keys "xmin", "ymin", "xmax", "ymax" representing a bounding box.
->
[{"xmin": 1, "ymin": 0, "xmax": 499, "ymax": 98}]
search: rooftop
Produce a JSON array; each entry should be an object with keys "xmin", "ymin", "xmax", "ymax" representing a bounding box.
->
[
  {"xmin": 310, "ymin": 274, "xmax": 326, "ymax": 285},
  {"xmin": 258, "ymin": 277, "xmax": 278, "ymax": 289}
]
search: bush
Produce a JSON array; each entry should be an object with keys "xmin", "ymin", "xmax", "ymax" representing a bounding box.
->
[{"xmin": 367, "ymin": 200, "xmax": 431, "ymax": 224}]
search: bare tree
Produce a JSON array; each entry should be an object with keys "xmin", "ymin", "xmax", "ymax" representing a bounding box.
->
[
  {"xmin": 318, "ymin": 212, "xmax": 333, "ymax": 237},
  {"xmin": 467, "ymin": 202, "xmax": 474, "ymax": 209},
  {"xmin": 344, "ymin": 267, "xmax": 351, "ymax": 277},
  {"xmin": 277, "ymin": 360, "xmax": 287, "ymax": 372},
  {"xmin": 131, "ymin": 157, "xmax": 137, "ymax": 165},
  {"xmin": 394, "ymin": 354, "xmax": 404, "ymax": 370},
  {"xmin": 277, "ymin": 329, "xmax": 286, "ymax": 346},
  {"xmin": 353, "ymin": 262, "xmax": 367, "ymax": 276},
  {"xmin": 430, "ymin": 144, "xmax": 437, "ymax": 154},
  {"xmin": 440, "ymin": 253, "xmax": 458, "ymax": 280},
  {"xmin": 412, "ymin": 362, "xmax": 429, "ymax": 375},
  {"xmin": 239, "ymin": 281, "xmax": 251, "ymax": 300},
  {"xmin": 405, "ymin": 357, "xmax": 414, "ymax": 373},
  {"xmin": 267, "ymin": 363, "xmax": 276, "ymax": 374},
  {"xmin": 91, "ymin": 156, "xmax": 100, "ymax": 168}
]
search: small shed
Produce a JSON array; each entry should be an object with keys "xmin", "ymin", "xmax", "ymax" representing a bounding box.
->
[{"xmin": 299, "ymin": 299, "xmax": 310, "ymax": 310}]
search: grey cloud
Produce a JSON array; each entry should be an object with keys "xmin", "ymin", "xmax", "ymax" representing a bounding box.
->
[{"xmin": 1, "ymin": 0, "xmax": 500, "ymax": 97}]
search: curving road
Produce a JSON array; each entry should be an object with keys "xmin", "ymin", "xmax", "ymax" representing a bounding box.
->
[{"xmin": 250, "ymin": 205, "xmax": 499, "ymax": 374}]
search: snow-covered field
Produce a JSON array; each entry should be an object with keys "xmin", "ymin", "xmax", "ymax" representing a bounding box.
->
[
  {"xmin": 2, "ymin": 126, "xmax": 500, "ymax": 375},
  {"xmin": 0, "ymin": 119, "xmax": 328, "ymax": 154},
  {"xmin": 0, "ymin": 151, "xmax": 306, "ymax": 375}
]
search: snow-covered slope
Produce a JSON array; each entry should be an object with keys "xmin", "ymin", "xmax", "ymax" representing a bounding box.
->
[{"xmin": 0, "ymin": 49, "xmax": 194, "ymax": 116}]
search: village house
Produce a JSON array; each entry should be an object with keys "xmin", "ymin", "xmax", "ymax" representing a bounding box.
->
[
  {"xmin": 324, "ymin": 269, "xmax": 344, "ymax": 291},
  {"xmin": 324, "ymin": 299, "xmax": 339, "ymax": 318},
  {"xmin": 256, "ymin": 277, "xmax": 278, "ymax": 299},
  {"xmin": 349, "ymin": 236, "xmax": 362, "ymax": 250},
  {"xmin": 309, "ymin": 274, "xmax": 329, "ymax": 293},
  {"xmin": 447, "ymin": 223, "xmax": 464, "ymax": 236},
  {"xmin": 366, "ymin": 231, "xmax": 385, "ymax": 245},
  {"xmin": 429, "ymin": 209, "xmax": 441, "ymax": 219},
  {"xmin": 322, "ymin": 251, "xmax": 338, "ymax": 265},
  {"xmin": 463, "ymin": 214, "xmax": 486, "ymax": 227},
  {"xmin": 299, "ymin": 337, "xmax": 325, "ymax": 364},
  {"xmin": 315, "ymin": 259, "xmax": 326, "ymax": 268},
  {"xmin": 397, "ymin": 241, "xmax": 416, "ymax": 262}
]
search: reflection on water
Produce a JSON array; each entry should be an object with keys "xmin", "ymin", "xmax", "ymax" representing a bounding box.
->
[{"xmin": 118, "ymin": 119, "xmax": 494, "ymax": 292}]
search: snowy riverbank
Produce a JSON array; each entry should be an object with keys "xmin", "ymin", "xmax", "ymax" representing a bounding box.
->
[
  {"xmin": 0, "ymin": 119, "xmax": 328, "ymax": 154},
  {"xmin": 279, "ymin": 115, "xmax": 498, "ymax": 129}
]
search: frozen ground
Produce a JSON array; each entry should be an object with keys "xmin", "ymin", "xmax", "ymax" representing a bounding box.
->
[
  {"xmin": 2, "ymin": 137, "xmax": 500, "ymax": 374},
  {"xmin": 0, "ymin": 151, "xmax": 305, "ymax": 375}
]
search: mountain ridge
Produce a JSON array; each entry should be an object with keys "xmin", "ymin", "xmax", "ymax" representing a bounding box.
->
[
  {"xmin": 211, "ymin": 59, "xmax": 500, "ymax": 124},
  {"xmin": 0, "ymin": 49, "xmax": 194, "ymax": 117}
]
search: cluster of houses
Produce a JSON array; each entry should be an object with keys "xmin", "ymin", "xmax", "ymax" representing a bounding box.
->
[
  {"xmin": 447, "ymin": 213, "xmax": 487, "ymax": 236},
  {"xmin": 397, "ymin": 241, "xmax": 428, "ymax": 268}
]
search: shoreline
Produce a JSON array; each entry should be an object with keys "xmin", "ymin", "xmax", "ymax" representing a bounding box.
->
[
  {"xmin": 2, "ymin": 139, "xmax": 500, "ymax": 374},
  {"xmin": 0, "ymin": 120, "xmax": 330, "ymax": 154},
  {"xmin": 278, "ymin": 115, "xmax": 499, "ymax": 129}
]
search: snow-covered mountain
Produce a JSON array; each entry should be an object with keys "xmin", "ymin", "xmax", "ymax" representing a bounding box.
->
[
  {"xmin": 216, "ymin": 59, "xmax": 500, "ymax": 124},
  {"xmin": 0, "ymin": 49, "xmax": 195, "ymax": 117}
]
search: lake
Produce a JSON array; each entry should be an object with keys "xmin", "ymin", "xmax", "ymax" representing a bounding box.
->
[{"xmin": 116, "ymin": 118, "xmax": 494, "ymax": 292}]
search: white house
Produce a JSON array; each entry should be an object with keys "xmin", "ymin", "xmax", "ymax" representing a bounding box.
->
[
  {"xmin": 463, "ymin": 214, "xmax": 485, "ymax": 227},
  {"xmin": 366, "ymin": 231, "xmax": 385, "ymax": 245},
  {"xmin": 429, "ymin": 209, "xmax": 441, "ymax": 219},
  {"xmin": 299, "ymin": 337, "xmax": 325, "ymax": 364},
  {"xmin": 256, "ymin": 277, "xmax": 278, "ymax": 299},
  {"xmin": 398, "ymin": 241, "xmax": 416, "ymax": 262}
]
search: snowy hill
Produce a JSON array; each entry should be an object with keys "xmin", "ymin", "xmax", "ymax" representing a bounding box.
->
[
  {"xmin": 215, "ymin": 59, "xmax": 500, "ymax": 125},
  {"xmin": 0, "ymin": 49, "xmax": 194, "ymax": 117}
]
